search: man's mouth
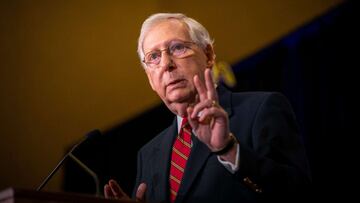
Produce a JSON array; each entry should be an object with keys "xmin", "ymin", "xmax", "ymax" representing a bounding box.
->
[{"xmin": 166, "ymin": 79, "xmax": 186, "ymax": 90}]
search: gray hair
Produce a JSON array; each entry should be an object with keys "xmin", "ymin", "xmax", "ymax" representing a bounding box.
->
[{"xmin": 137, "ymin": 13, "xmax": 214, "ymax": 68}]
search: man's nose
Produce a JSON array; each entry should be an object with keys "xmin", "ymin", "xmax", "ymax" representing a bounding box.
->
[{"xmin": 159, "ymin": 51, "xmax": 174, "ymax": 70}]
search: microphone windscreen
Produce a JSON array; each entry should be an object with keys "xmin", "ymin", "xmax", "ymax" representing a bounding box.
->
[
  {"xmin": 69, "ymin": 129, "xmax": 102, "ymax": 154},
  {"xmin": 85, "ymin": 129, "xmax": 102, "ymax": 140}
]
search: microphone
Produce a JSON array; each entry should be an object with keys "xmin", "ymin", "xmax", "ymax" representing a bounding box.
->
[{"xmin": 36, "ymin": 129, "xmax": 102, "ymax": 196}]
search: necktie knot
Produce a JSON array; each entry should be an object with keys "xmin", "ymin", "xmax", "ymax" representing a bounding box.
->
[
  {"xmin": 180, "ymin": 117, "xmax": 191, "ymax": 141},
  {"xmin": 181, "ymin": 117, "xmax": 189, "ymax": 127}
]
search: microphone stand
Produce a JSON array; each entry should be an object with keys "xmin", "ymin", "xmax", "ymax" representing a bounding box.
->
[
  {"xmin": 36, "ymin": 154, "xmax": 68, "ymax": 191},
  {"xmin": 67, "ymin": 153, "xmax": 100, "ymax": 196},
  {"xmin": 37, "ymin": 130, "xmax": 101, "ymax": 197}
]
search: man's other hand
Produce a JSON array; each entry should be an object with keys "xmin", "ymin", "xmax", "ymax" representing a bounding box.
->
[{"xmin": 104, "ymin": 179, "xmax": 147, "ymax": 202}]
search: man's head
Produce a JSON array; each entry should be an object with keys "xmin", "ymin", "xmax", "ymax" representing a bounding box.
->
[{"xmin": 138, "ymin": 13, "xmax": 216, "ymax": 116}]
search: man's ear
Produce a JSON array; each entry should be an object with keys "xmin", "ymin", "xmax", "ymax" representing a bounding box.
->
[
  {"xmin": 145, "ymin": 69, "xmax": 156, "ymax": 91},
  {"xmin": 205, "ymin": 44, "xmax": 216, "ymax": 69}
]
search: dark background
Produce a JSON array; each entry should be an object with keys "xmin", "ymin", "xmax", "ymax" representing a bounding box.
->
[{"xmin": 63, "ymin": 0, "xmax": 357, "ymax": 198}]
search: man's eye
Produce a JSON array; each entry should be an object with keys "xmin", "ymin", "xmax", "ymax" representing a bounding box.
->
[
  {"xmin": 148, "ymin": 52, "xmax": 160, "ymax": 61},
  {"xmin": 171, "ymin": 43, "xmax": 186, "ymax": 54}
]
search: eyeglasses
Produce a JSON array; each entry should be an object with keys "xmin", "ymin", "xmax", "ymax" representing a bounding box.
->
[{"xmin": 143, "ymin": 40, "xmax": 196, "ymax": 67}]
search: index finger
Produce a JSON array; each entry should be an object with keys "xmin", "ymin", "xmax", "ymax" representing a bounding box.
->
[
  {"xmin": 205, "ymin": 68, "xmax": 218, "ymax": 101},
  {"xmin": 193, "ymin": 74, "xmax": 207, "ymax": 101},
  {"xmin": 109, "ymin": 179, "xmax": 129, "ymax": 199},
  {"xmin": 104, "ymin": 184, "xmax": 113, "ymax": 198}
]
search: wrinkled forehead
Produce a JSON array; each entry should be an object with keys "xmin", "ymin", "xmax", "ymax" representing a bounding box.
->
[{"xmin": 142, "ymin": 19, "xmax": 191, "ymax": 53}]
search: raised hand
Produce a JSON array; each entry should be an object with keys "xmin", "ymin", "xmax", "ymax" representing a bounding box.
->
[{"xmin": 186, "ymin": 68, "xmax": 233, "ymax": 153}]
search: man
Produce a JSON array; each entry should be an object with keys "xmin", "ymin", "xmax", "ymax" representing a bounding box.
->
[{"xmin": 104, "ymin": 13, "xmax": 311, "ymax": 202}]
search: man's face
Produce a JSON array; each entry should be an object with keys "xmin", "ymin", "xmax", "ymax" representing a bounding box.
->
[{"xmin": 142, "ymin": 19, "xmax": 214, "ymax": 115}]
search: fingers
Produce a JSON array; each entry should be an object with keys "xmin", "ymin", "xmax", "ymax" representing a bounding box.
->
[
  {"xmin": 197, "ymin": 107, "xmax": 224, "ymax": 124},
  {"xmin": 187, "ymin": 99, "xmax": 224, "ymax": 131},
  {"xmin": 104, "ymin": 179, "xmax": 129, "ymax": 200},
  {"xmin": 193, "ymin": 69, "xmax": 218, "ymax": 106},
  {"xmin": 194, "ymin": 75, "xmax": 207, "ymax": 101},
  {"xmin": 104, "ymin": 184, "xmax": 112, "ymax": 199},
  {"xmin": 135, "ymin": 183, "xmax": 147, "ymax": 202},
  {"xmin": 190, "ymin": 99, "xmax": 213, "ymax": 119},
  {"xmin": 109, "ymin": 179, "xmax": 126, "ymax": 198},
  {"xmin": 104, "ymin": 180, "xmax": 146, "ymax": 202},
  {"xmin": 192, "ymin": 71, "xmax": 218, "ymax": 126},
  {"xmin": 205, "ymin": 68, "xmax": 217, "ymax": 101}
]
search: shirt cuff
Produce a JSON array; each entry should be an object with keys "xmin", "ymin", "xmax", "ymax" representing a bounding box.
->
[{"xmin": 217, "ymin": 143, "xmax": 240, "ymax": 174}]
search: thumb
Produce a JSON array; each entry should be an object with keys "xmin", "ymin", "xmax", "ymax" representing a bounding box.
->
[{"xmin": 136, "ymin": 183, "xmax": 147, "ymax": 202}]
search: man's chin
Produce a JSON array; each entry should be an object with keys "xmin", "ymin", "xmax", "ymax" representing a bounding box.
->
[{"xmin": 166, "ymin": 89, "xmax": 192, "ymax": 103}]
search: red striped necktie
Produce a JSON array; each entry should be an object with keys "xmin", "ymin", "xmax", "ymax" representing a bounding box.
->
[{"xmin": 169, "ymin": 117, "xmax": 192, "ymax": 202}]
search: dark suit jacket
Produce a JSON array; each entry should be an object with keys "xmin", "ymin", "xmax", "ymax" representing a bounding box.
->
[{"xmin": 133, "ymin": 85, "xmax": 311, "ymax": 203}]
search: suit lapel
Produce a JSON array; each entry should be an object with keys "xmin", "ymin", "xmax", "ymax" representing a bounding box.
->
[
  {"xmin": 152, "ymin": 118, "xmax": 178, "ymax": 202},
  {"xmin": 218, "ymin": 84, "xmax": 233, "ymax": 117}
]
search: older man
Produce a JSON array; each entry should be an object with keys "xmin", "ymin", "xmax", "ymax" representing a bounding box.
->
[{"xmin": 104, "ymin": 13, "xmax": 311, "ymax": 203}]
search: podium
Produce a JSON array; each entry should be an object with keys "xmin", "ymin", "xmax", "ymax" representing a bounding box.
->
[{"xmin": 0, "ymin": 188, "xmax": 136, "ymax": 203}]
